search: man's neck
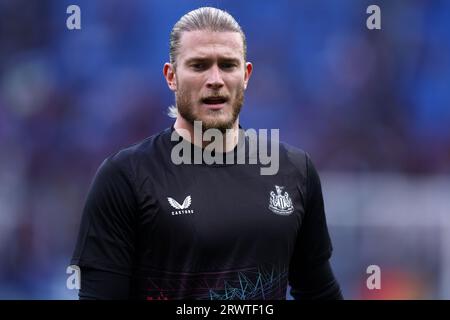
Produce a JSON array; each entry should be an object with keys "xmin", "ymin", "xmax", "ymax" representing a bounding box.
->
[{"xmin": 173, "ymin": 116, "xmax": 240, "ymax": 153}]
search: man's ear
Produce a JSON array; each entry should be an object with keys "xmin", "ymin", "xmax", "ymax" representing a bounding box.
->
[
  {"xmin": 163, "ymin": 63, "xmax": 177, "ymax": 91},
  {"xmin": 243, "ymin": 62, "xmax": 253, "ymax": 90}
]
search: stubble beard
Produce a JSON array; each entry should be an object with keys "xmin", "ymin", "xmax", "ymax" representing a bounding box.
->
[{"xmin": 175, "ymin": 85, "xmax": 245, "ymax": 134}]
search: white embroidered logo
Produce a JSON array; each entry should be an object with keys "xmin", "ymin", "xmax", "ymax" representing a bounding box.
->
[
  {"xmin": 167, "ymin": 195, "xmax": 194, "ymax": 215},
  {"xmin": 268, "ymin": 185, "xmax": 294, "ymax": 215}
]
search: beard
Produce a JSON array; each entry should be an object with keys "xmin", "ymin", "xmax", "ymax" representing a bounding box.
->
[{"xmin": 175, "ymin": 85, "xmax": 244, "ymax": 133}]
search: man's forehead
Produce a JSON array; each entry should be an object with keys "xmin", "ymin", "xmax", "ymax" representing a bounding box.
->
[{"xmin": 178, "ymin": 30, "xmax": 244, "ymax": 60}]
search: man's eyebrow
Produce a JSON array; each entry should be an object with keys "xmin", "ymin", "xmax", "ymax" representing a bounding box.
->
[
  {"xmin": 184, "ymin": 57, "xmax": 241, "ymax": 65},
  {"xmin": 184, "ymin": 57, "xmax": 210, "ymax": 64},
  {"xmin": 219, "ymin": 57, "xmax": 241, "ymax": 64}
]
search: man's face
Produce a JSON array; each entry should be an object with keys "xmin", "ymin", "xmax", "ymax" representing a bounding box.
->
[{"xmin": 164, "ymin": 30, "xmax": 252, "ymax": 132}]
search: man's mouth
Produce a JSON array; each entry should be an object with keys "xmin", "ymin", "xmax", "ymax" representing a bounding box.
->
[
  {"xmin": 201, "ymin": 96, "xmax": 228, "ymax": 105},
  {"xmin": 200, "ymin": 96, "xmax": 228, "ymax": 110}
]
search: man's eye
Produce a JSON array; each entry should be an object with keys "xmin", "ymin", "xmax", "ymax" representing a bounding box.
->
[
  {"xmin": 220, "ymin": 63, "xmax": 236, "ymax": 69},
  {"xmin": 191, "ymin": 63, "xmax": 205, "ymax": 70}
]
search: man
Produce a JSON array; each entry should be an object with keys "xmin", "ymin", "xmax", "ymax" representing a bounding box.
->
[{"xmin": 70, "ymin": 7, "xmax": 343, "ymax": 300}]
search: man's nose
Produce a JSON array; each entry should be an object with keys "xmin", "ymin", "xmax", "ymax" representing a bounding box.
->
[{"xmin": 206, "ymin": 65, "xmax": 224, "ymax": 89}]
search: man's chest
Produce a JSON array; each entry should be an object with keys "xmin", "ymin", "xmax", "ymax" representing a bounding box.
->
[{"xmin": 138, "ymin": 165, "xmax": 305, "ymax": 252}]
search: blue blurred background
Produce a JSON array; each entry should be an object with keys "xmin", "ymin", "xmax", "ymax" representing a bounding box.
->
[{"xmin": 0, "ymin": 0, "xmax": 449, "ymax": 299}]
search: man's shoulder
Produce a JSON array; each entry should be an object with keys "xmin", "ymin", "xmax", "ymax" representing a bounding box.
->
[
  {"xmin": 107, "ymin": 127, "xmax": 172, "ymax": 169},
  {"xmin": 279, "ymin": 141, "xmax": 309, "ymax": 171},
  {"xmin": 279, "ymin": 141, "xmax": 307, "ymax": 158}
]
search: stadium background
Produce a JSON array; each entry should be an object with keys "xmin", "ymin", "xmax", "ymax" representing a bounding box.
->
[{"xmin": 0, "ymin": 0, "xmax": 449, "ymax": 299}]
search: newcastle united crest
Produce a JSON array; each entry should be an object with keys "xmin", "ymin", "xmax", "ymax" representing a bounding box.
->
[{"xmin": 268, "ymin": 185, "xmax": 294, "ymax": 215}]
